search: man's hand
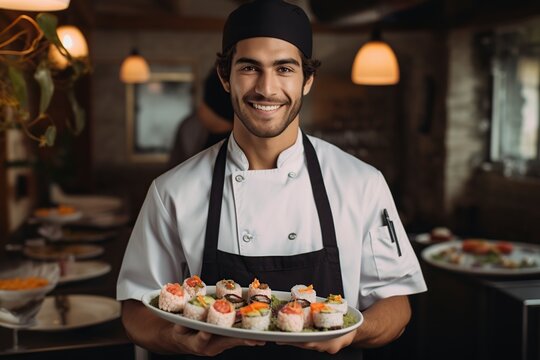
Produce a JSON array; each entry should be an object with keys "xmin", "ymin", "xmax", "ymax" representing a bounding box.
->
[
  {"xmin": 171, "ymin": 324, "xmax": 265, "ymax": 356},
  {"xmin": 276, "ymin": 329, "xmax": 357, "ymax": 354},
  {"xmin": 122, "ymin": 299, "xmax": 264, "ymax": 355},
  {"xmin": 276, "ymin": 295, "xmax": 410, "ymax": 353}
]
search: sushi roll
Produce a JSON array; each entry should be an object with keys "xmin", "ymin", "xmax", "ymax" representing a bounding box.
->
[
  {"xmin": 183, "ymin": 295, "xmax": 216, "ymax": 321},
  {"xmin": 207, "ymin": 299, "xmax": 236, "ymax": 327},
  {"xmin": 158, "ymin": 283, "xmax": 187, "ymax": 313},
  {"xmin": 240, "ymin": 302, "xmax": 271, "ymax": 331},
  {"xmin": 183, "ymin": 275, "xmax": 206, "ymax": 299},
  {"xmin": 224, "ymin": 294, "xmax": 247, "ymax": 310},
  {"xmin": 216, "ymin": 279, "xmax": 242, "ymax": 298},
  {"xmin": 249, "ymin": 294, "xmax": 271, "ymax": 306},
  {"xmin": 324, "ymin": 294, "xmax": 348, "ymax": 314},
  {"xmin": 290, "ymin": 298, "xmax": 312, "ymax": 328},
  {"xmin": 311, "ymin": 302, "xmax": 343, "ymax": 330},
  {"xmin": 291, "ymin": 284, "xmax": 316, "ymax": 304},
  {"xmin": 248, "ymin": 278, "xmax": 271, "ymax": 301},
  {"xmin": 277, "ymin": 301, "xmax": 304, "ymax": 332}
]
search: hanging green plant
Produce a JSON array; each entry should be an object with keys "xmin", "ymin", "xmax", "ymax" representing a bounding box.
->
[{"xmin": 0, "ymin": 12, "xmax": 90, "ymax": 147}]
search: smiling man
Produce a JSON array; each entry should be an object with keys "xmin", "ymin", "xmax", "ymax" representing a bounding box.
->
[{"xmin": 117, "ymin": 1, "xmax": 427, "ymax": 359}]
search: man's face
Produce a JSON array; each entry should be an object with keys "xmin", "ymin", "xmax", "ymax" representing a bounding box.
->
[{"xmin": 224, "ymin": 37, "xmax": 313, "ymax": 138}]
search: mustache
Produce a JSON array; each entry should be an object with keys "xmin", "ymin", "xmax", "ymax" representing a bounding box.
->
[{"xmin": 243, "ymin": 93, "xmax": 290, "ymax": 105}]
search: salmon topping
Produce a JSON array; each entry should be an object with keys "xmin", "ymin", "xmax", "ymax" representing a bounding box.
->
[
  {"xmin": 298, "ymin": 284, "xmax": 314, "ymax": 293},
  {"xmin": 166, "ymin": 283, "xmax": 183, "ymax": 296},
  {"xmin": 281, "ymin": 301, "xmax": 303, "ymax": 315},
  {"xmin": 213, "ymin": 299, "xmax": 233, "ymax": 314},
  {"xmin": 186, "ymin": 275, "xmax": 203, "ymax": 288}
]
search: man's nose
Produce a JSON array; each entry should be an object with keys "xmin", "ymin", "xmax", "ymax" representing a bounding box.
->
[{"xmin": 254, "ymin": 71, "xmax": 278, "ymax": 98}]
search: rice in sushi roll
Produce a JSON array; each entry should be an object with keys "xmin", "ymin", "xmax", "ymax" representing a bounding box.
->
[
  {"xmin": 311, "ymin": 302, "xmax": 343, "ymax": 330},
  {"xmin": 216, "ymin": 279, "xmax": 242, "ymax": 298},
  {"xmin": 291, "ymin": 284, "xmax": 316, "ymax": 304},
  {"xmin": 240, "ymin": 302, "xmax": 271, "ymax": 331},
  {"xmin": 291, "ymin": 298, "xmax": 312, "ymax": 328},
  {"xmin": 158, "ymin": 283, "xmax": 187, "ymax": 312},
  {"xmin": 182, "ymin": 275, "xmax": 206, "ymax": 299},
  {"xmin": 324, "ymin": 294, "xmax": 348, "ymax": 314},
  {"xmin": 248, "ymin": 278, "xmax": 271, "ymax": 301},
  {"xmin": 277, "ymin": 301, "xmax": 304, "ymax": 332},
  {"xmin": 207, "ymin": 299, "xmax": 236, "ymax": 327},
  {"xmin": 183, "ymin": 295, "xmax": 216, "ymax": 321}
]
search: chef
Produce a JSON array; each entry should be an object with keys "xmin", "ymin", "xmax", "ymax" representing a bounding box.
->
[{"xmin": 117, "ymin": 0, "xmax": 427, "ymax": 359}]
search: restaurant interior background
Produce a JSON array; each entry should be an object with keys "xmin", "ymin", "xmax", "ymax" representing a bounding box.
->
[{"xmin": 1, "ymin": 0, "xmax": 540, "ymax": 359}]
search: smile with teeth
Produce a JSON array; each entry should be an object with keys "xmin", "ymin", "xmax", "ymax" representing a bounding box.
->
[{"xmin": 251, "ymin": 103, "xmax": 281, "ymax": 112}]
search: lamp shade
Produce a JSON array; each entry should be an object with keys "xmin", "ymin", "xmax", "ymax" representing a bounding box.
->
[
  {"xmin": 351, "ymin": 41, "xmax": 400, "ymax": 85},
  {"xmin": 120, "ymin": 53, "xmax": 150, "ymax": 83},
  {"xmin": 0, "ymin": 0, "xmax": 70, "ymax": 11},
  {"xmin": 49, "ymin": 26, "xmax": 89, "ymax": 69}
]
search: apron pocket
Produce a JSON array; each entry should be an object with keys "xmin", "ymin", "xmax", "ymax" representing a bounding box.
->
[{"xmin": 369, "ymin": 225, "xmax": 411, "ymax": 281}]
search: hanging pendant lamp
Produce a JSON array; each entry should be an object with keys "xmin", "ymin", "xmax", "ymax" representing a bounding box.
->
[
  {"xmin": 120, "ymin": 49, "xmax": 150, "ymax": 84},
  {"xmin": 49, "ymin": 25, "xmax": 89, "ymax": 69},
  {"xmin": 0, "ymin": 0, "xmax": 70, "ymax": 11},
  {"xmin": 352, "ymin": 29, "xmax": 399, "ymax": 85}
]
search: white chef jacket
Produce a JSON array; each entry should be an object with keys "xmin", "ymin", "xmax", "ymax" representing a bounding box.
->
[{"xmin": 117, "ymin": 131, "xmax": 427, "ymax": 310}]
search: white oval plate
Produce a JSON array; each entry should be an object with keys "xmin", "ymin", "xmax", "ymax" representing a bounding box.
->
[
  {"xmin": 23, "ymin": 245, "xmax": 104, "ymax": 261},
  {"xmin": 422, "ymin": 240, "xmax": 540, "ymax": 275},
  {"xmin": 58, "ymin": 261, "xmax": 111, "ymax": 284},
  {"xmin": 27, "ymin": 294, "xmax": 120, "ymax": 331},
  {"xmin": 142, "ymin": 286, "xmax": 363, "ymax": 342}
]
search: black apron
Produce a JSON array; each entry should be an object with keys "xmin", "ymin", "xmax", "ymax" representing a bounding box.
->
[{"xmin": 191, "ymin": 133, "xmax": 363, "ymax": 359}]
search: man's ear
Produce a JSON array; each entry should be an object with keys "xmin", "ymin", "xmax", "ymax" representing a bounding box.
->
[
  {"xmin": 303, "ymin": 75, "xmax": 314, "ymax": 96},
  {"xmin": 216, "ymin": 68, "xmax": 230, "ymax": 93}
]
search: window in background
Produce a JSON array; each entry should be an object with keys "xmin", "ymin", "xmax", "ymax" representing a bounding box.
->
[
  {"xmin": 126, "ymin": 65, "xmax": 194, "ymax": 162},
  {"xmin": 491, "ymin": 32, "xmax": 540, "ymax": 176}
]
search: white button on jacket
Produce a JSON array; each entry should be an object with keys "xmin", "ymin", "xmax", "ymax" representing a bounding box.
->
[{"xmin": 117, "ymin": 131, "xmax": 427, "ymax": 310}]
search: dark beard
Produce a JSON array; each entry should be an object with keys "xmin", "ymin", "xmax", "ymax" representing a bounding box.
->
[{"xmin": 232, "ymin": 93, "xmax": 303, "ymax": 138}]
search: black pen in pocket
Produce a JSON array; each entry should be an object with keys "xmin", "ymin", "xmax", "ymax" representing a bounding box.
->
[{"xmin": 383, "ymin": 209, "xmax": 402, "ymax": 257}]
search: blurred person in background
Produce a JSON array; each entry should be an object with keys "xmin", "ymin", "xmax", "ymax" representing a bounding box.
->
[{"xmin": 167, "ymin": 69, "xmax": 234, "ymax": 168}]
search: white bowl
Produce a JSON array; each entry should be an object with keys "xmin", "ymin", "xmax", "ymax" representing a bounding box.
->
[{"xmin": 0, "ymin": 262, "xmax": 59, "ymax": 325}]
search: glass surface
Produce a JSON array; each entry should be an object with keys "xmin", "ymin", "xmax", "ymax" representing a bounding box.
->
[
  {"xmin": 126, "ymin": 66, "xmax": 195, "ymax": 162},
  {"xmin": 491, "ymin": 32, "xmax": 540, "ymax": 172}
]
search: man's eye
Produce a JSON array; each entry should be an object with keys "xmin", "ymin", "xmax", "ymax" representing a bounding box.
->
[
  {"xmin": 277, "ymin": 67, "xmax": 293, "ymax": 73},
  {"xmin": 241, "ymin": 66, "xmax": 257, "ymax": 72}
]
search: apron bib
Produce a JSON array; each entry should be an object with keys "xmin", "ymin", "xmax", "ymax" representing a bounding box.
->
[{"xmin": 192, "ymin": 133, "xmax": 362, "ymax": 359}]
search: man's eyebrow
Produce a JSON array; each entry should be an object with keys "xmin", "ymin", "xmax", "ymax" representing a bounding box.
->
[
  {"xmin": 234, "ymin": 57, "xmax": 300, "ymax": 67},
  {"xmin": 235, "ymin": 57, "xmax": 262, "ymax": 66},
  {"xmin": 273, "ymin": 58, "xmax": 300, "ymax": 67}
]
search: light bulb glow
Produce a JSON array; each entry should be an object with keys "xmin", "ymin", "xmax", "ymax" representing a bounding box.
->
[
  {"xmin": 120, "ymin": 55, "xmax": 150, "ymax": 83},
  {"xmin": 48, "ymin": 26, "xmax": 89, "ymax": 69},
  {"xmin": 0, "ymin": 0, "xmax": 70, "ymax": 11},
  {"xmin": 352, "ymin": 41, "xmax": 400, "ymax": 85}
]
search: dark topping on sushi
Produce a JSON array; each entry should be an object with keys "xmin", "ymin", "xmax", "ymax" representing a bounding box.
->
[
  {"xmin": 224, "ymin": 294, "xmax": 246, "ymax": 309},
  {"xmin": 290, "ymin": 298, "xmax": 311, "ymax": 308},
  {"xmin": 250, "ymin": 294, "xmax": 271, "ymax": 305}
]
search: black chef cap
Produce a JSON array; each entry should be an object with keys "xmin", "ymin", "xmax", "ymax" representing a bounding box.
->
[
  {"xmin": 203, "ymin": 70, "xmax": 234, "ymax": 122},
  {"xmin": 222, "ymin": 0, "xmax": 312, "ymax": 58}
]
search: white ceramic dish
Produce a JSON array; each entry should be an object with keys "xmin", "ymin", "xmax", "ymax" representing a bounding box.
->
[
  {"xmin": 60, "ymin": 229, "xmax": 118, "ymax": 243},
  {"xmin": 414, "ymin": 233, "xmax": 457, "ymax": 245},
  {"xmin": 0, "ymin": 262, "xmax": 60, "ymax": 325},
  {"xmin": 23, "ymin": 294, "xmax": 121, "ymax": 331},
  {"xmin": 33, "ymin": 210, "xmax": 83, "ymax": 224},
  {"xmin": 142, "ymin": 286, "xmax": 363, "ymax": 342},
  {"xmin": 23, "ymin": 245, "xmax": 104, "ymax": 261},
  {"xmin": 58, "ymin": 261, "xmax": 111, "ymax": 284},
  {"xmin": 422, "ymin": 240, "xmax": 540, "ymax": 275}
]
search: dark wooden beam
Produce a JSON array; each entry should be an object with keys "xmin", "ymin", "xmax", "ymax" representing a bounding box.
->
[{"xmin": 94, "ymin": 14, "xmax": 226, "ymax": 32}]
